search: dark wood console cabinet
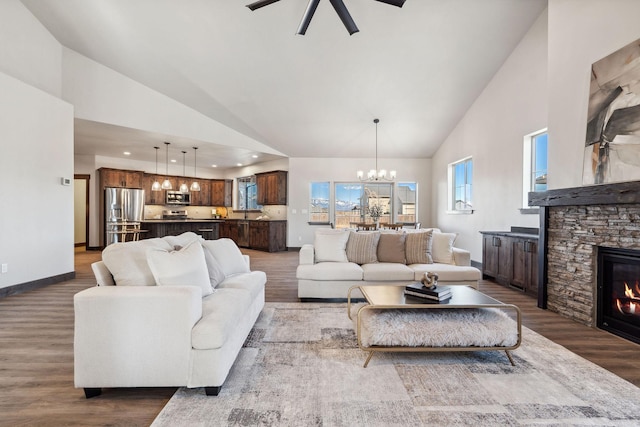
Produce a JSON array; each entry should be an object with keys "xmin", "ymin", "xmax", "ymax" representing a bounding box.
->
[{"xmin": 481, "ymin": 228, "xmax": 538, "ymax": 296}]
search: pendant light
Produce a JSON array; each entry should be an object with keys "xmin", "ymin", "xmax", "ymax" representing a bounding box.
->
[
  {"xmin": 151, "ymin": 146, "xmax": 162, "ymax": 191},
  {"xmin": 357, "ymin": 118, "xmax": 396, "ymax": 181},
  {"xmin": 161, "ymin": 141, "xmax": 173, "ymax": 190},
  {"xmin": 179, "ymin": 151, "xmax": 189, "ymax": 193},
  {"xmin": 190, "ymin": 147, "xmax": 201, "ymax": 191}
]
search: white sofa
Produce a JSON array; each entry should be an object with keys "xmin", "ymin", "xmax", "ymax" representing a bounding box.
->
[
  {"xmin": 74, "ymin": 233, "xmax": 265, "ymax": 398},
  {"xmin": 297, "ymin": 229, "xmax": 481, "ymax": 300}
]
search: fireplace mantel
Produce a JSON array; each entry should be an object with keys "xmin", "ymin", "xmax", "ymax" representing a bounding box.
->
[{"xmin": 529, "ymin": 181, "xmax": 640, "ymax": 207}]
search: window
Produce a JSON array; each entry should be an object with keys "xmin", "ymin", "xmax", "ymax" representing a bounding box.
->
[
  {"xmin": 334, "ymin": 183, "xmax": 393, "ymax": 229},
  {"xmin": 522, "ymin": 129, "xmax": 547, "ymax": 208},
  {"xmin": 237, "ymin": 176, "xmax": 260, "ymax": 211},
  {"xmin": 309, "ymin": 182, "xmax": 330, "ymax": 224},
  {"xmin": 448, "ymin": 157, "xmax": 473, "ymax": 213},
  {"xmin": 395, "ymin": 182, "xmax": 417, "ymax": 224}
]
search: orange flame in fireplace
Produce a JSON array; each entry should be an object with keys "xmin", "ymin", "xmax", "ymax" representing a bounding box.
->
[{"xmin": 616, "ymin": 281, "xmax": 640, "ymax": 315}]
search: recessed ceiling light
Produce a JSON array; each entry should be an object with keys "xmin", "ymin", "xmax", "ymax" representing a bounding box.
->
[
  {"xmin": 237, "ymin": 163, "xmax": 243, "ymax": 167},
  {"xmin": 211, "ymin": 164, "xmax": 217, "ymax": 168},
  {"xmin": 124, "ymin": 151, "xmax": 131, "ymax": 155},
  {"xmin": 252, "ymin": 154, "xmax": 258, "ymax": 158},
  {"xmin": 171, "ymin": 159, "xmax": 177, "ymax": 163}
]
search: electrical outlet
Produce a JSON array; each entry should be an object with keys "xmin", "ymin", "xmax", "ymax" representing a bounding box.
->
[
  {"xmin": 298, "ymin": 236, "xmax": 302, "ymax": 242},
  {"xmin": 1, "ymin": 264, "xmax": 7, "ymax": 274}
]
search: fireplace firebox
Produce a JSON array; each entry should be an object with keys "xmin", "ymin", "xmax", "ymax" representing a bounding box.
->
[{"xmin": 597, "ymin": 247, "xmax": 640, "ymax": 345}]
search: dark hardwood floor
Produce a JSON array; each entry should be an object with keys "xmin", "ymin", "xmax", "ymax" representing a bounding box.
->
[{"xmin": 0, "ymin": 248, "xmax": 638, "ymax": 426}]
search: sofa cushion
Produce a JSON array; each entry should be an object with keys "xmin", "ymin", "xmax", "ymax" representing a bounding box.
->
[
  {"xmin": 296, "ymin": 262, "xmax": 363, "ymax": 281},
  {"xmin": 405, "ymin": 229, "xmax": 434, "ymax": 264},
  {"xmin": 201, "ymin": 243, "xmax": 226, "ymax": 288},
  {"xmin": 410, "ymin": 263, "xmax": 481, "ymax": 282},
  {"xmin": 201, "ymin": 238, "xmax": 250, "ymax": 277},
  {"xmin": 346, "ymin": 231, "xmax": 380, "ymax": 264},
  {"xmin": 314, "ymin": 229, "xmax": 350, "ymax": 263},
  {"xmin": 377, "ymin": 232, "xmax": 406, "ymax": 263},
  {"xmin": 102, "ymin": 238, "xmax": 174, "ymax": 286},
  {"xmin": 217, "ymin": 271, "xmax": 266, "ymax": 301},
  {"xmin": 146, "ymin": 240, "xmax": 213, "ymax": 297},
  {"xmin": 432, "ymin": 232, "xmax": 457, "ymax": 264},
  {"xmin": 192, "ymin": 288, "xmax": 252, "ymax": 350},
  {"xmin": 362, "ymin": 263, "xmax": 415, "ymax": 281}
]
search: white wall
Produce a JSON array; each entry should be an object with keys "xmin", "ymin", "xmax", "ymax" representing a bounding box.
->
[
  {"xmin": 288, "ymin": 157, "xmax": 431, "ymax": 247},
  {"xmin": 62, "ymin": 48, "xmax": 283, "ymax": 157},
  {"xmin": 547, "ymin": 0, "xmax": 640, "ymax": 190},
  {"xmin": 0, "ymin": 0, "xmax": 61, "ymax": 97},
  {"xmin": 0, "ymin": 1, "xmax": 74, "ymax": 290},
  {"xmin": 431, "ymin": 9, "xmax": 548, "ymax": 262},
  {"xmin": 0, "ymin": 72, "xmax": 74, "ymax": 289}
]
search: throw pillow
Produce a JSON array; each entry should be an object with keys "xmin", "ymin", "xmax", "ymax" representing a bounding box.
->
[
  {"xmin": 346, "ymin": 231, "xmax": 380, "ymax": 264},
  {"xmin": 201, "ymin": 243, "xmax": 226, "ymax": 288},
  {"xmin": 314, "ymin": 229, "xmax": 350, "ymax": 263},
  {"xmin": 163, "ymin": 232, "xmax": 203, "ymax": 249},
  {"xmin": 146, "ymin": 240, "xmax": 213, "ymax": 297},
  {"xmin": 405, "ymin": 229, "xmax": 434, "ymax": 264},
  {"xmin": 432, "ymin": 232, "xmax": 458, "ymax": 264},
  {"xmin": 201, "ymin": 238, "xmax": 250, "ymax": 277},
  {"xmin": 102, "ymin": 238, "xmax": 174, "ymax": 286},
  {"xmin": 377, "ymin": 232, "xmax": 407, "ymax": 263}
]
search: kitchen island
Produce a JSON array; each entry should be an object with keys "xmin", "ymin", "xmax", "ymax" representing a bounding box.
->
[
  {"xmin": 141, "ymin": 219, "xmax": 224, "ymax": 240},
  {"xmin": 141, "ymin": 219, "xmax": 287, "ymax": 252}
]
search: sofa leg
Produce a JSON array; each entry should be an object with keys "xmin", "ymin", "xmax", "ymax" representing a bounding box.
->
[
  {"xmin": 205, "ymin": 386, "xmax": 221, "ymax": 396},
  {"xmin": 84, "ymin": 388, "xmax": 102, "ymax": 399}
]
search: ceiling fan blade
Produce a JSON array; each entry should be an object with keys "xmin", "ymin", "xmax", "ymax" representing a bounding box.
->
[
  {"xmin": 296, "ymin": 0, "xmax": 321, "ymax": 35},
  {"xmin": 374, "ymin": 0, "xmax": 406, "ymax": 7},
  {"xmin": 246, "ymin": 0, "xmax": 281, "ymax": 11},
  {"xmin": 329, "ymin": 0, "xmax": 359, "ymax": 35}
]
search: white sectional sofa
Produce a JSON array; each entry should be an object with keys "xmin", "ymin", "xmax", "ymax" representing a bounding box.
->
[
  {"xmin": 297, "ymin": 228, "xmax": 481, "ymax": 300},
  {"xmin": 74, "ymin": 233, "xmax": 265, "ymax": 398}
]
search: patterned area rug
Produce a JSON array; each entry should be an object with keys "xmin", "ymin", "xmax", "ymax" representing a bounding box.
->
[{"xmin": 152, "ymin": 303, "xmax": 640, "ymax": 426}]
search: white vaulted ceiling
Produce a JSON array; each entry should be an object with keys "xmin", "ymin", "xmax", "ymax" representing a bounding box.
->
[{"xmin": 22, "ymin": 0, "xmax": 547, "ymax": 167}]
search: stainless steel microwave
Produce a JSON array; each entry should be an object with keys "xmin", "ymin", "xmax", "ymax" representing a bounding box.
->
[{"xmin": 166, "ymin": 191, "xmax": 190, "ymax": 205}]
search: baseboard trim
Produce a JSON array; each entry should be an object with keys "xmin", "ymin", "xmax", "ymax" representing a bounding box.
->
[{"xmin": 0, "ymin": 271, "xmax": 75, "ymax": 298}]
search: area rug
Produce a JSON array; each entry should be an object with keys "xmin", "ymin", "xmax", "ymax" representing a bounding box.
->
[{"xmin": 152, "ymin": 303, "xmax": 640, "ymax": 426}]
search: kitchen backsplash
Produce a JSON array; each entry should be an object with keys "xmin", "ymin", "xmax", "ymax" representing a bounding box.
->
[{"xmin": 144, "ymin": 205, "xmax": 287, "ymax": 220}]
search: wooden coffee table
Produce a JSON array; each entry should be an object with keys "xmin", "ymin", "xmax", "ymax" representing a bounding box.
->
[{"xmin": 347, "ymin": 285, "xmax": 522, "ymax": 367}]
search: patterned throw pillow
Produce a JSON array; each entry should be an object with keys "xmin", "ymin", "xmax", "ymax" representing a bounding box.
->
[
  {"xmin": 346, "ymin": 231, "xmax": 380, "ymax": 264},
  {"xmin": 377, "ymin": 232, "xmax": 407, "ymax": 263},
  {"xmin": 405, "ymin": 229, "xmax": 434, "ymax": 264}
]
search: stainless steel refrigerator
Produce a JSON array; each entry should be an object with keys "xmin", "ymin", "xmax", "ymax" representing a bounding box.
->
[{"xmin": 104, "ymin": 187, "xmax": 145, "ymax": 246}]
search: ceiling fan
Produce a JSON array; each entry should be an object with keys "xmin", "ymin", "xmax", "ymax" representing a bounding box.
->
[{"xmin": 246, "ymin": 0, "xmax": 406, "ymax": 35}]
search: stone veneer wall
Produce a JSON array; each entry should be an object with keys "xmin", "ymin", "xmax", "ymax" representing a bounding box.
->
[{"xmin": 547, "ymin": 204, "xmax": 640, "ymax": 326}]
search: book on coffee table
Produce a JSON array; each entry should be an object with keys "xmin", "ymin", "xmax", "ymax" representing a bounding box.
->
[
  {"xmin": 404, "ymin": 289, "xmax": 452, "ymax": 302},
  {"xmin": 405, "ymin": 282, "xmax": 451, "ymax": 300}
]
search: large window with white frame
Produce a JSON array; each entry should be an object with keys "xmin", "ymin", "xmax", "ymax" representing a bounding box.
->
[
  {"xmin": 522, "ymin": 129, "xmax": 547, "ymax": 208},
  {"xmin": 333, "ymin": 182, "xmax": 393, "ymax": 229},
  {"xmin": 309, "ymin": 181, "xmax": 330, "ymax": 224},
  {"xmin": 395, "ymin": 182, "xmax": 417, "ymax": 224},
  {"xmin": 448, "ymin": 157, "xmax": 473, "ymax": 213}
]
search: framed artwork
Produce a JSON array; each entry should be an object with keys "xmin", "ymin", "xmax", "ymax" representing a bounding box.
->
[{"xmin": 583, "ymin": 37, "xmax": 640, "ymax": 185}]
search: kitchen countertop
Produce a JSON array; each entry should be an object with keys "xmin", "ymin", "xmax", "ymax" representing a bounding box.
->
[{"xmin": 142, "ymin": 219, "xmax": 226, "ymax": 223}]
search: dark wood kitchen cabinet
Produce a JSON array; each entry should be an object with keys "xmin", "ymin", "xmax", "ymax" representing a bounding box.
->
[
  {"xmin": 249, "ymin": 220, "xmax": 287, "ymax": 252},
  {"xmin": 99, "ymin": 168, "xmax": 143, "ymax": 189},
  {"xmin": 219, "ymin": 220, "xmax": 239, "ymax": 242},
  {"xmin": 142, "ymin": 173, "xmax": 163, "ymax": 204},
  {"xmin": 190, "ymin": 179, "xmax": 211, "ymax": 206},
  {"xmin": 481, "ymin": 229, "xmax": 538, "ymax": 297},
  {"xmin": 211, "ymin": 179, "xmax": 233, "ymax": 207},
  {"xmin": 256, "ymin": 171, "xmax": 287, "ymax": 205}
]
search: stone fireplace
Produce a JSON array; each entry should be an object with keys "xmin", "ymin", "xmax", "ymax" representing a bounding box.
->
[{"xmin": 529, "ymin": 181, "xmax": 640, "ymax": 339}]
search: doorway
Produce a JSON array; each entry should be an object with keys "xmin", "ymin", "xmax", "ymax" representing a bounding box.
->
[{"xmin": 74, "ymin": 174, "xmax": 90, "ymax": 251}]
